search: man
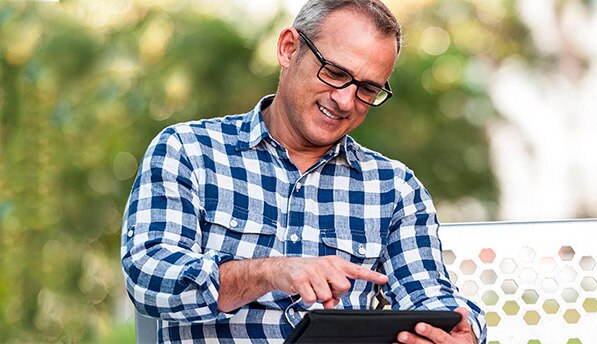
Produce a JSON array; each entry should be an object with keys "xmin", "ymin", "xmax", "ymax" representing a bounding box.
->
[{"xmin": 121, "ymin": 1, "xmax": 487, "ymax": 343}]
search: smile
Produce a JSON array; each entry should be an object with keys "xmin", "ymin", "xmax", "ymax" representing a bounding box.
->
[{"xmin": 319, "ymin": 105, "xmax": 343, "ymax": 120}]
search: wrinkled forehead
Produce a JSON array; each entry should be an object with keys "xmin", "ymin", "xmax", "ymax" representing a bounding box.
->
[{"xmin": 315, "ymin": 9, "xmax": 398, "ymax": 80}]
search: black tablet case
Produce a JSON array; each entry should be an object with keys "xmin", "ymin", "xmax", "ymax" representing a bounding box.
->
[{"xmin": 284, "ymin": 309, "xmax": 461, "ymax": 344}]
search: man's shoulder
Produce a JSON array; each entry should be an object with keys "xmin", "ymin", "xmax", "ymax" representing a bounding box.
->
[
  {"xmin": 350, "ymin": 139, "xmax": 406, "ymax": 169},
  {"xmin": 348, "ymin": 138, "xmax": 412, "ymax": 180},
  {"xmin": 172, "ymin": 113, "xmax": 247, "ymax": 133},
  {"xmin": 160, "ymin": 113, "xmax": 249, "ymax": 144}
]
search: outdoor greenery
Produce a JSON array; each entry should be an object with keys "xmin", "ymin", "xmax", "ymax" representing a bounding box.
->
[{"xmin": 0, "ymin": 0, "xmax": 546, "ymax": 341}]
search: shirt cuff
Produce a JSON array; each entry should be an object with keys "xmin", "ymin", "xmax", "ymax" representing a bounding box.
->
[{"xmin": 180, "ymin": 250, "xmax": 242, "ymax": 322}]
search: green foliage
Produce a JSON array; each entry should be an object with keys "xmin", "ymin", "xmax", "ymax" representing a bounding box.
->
[
  {"xmin": 0, "ymin": 0, "xmax": 505, "ymax": 342},
  {"xmin": 0, "ymin": 2, "xmax": 272, "ymax": 342},
  {"xmin": 353, "ymin": 1, "xmax": 506, "ymax": 205}
]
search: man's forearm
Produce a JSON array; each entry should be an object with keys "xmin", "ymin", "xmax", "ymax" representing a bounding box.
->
[
  {"xmin": 217, "ymin": 258, "xmax": 276, "ymax": 312},
  {"xmin": 216, "ymin": 255, "xmax": 388, "ymax": 312}
]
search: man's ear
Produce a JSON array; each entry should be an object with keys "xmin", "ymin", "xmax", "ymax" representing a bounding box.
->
[{"xmin": 277, "ymin": 28, "xmax": 300, "ymax": 68}]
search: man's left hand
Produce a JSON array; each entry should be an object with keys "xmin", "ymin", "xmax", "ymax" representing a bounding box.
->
[{"xmin": 396, "ymin": 307, "xmax": 477, "ymax": 344}]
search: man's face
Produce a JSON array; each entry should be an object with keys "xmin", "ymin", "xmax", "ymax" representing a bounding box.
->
[{"xmin": 277, "ymin": 8, "xmax": 397, "ymax": 151}]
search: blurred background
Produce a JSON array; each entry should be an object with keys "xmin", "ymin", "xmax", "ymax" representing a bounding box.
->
[{"xmin": 0, "ymin": 0, "xmax": 595, "ymax": 342}]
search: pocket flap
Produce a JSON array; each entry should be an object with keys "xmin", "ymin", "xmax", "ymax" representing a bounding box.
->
[
  {"xmin": 203, "ymin": 199, "xmax": 277, "ymax": 235},
  {"xmin": 321, "ymin": 231, "xmax": 383, "ymax": 259}
]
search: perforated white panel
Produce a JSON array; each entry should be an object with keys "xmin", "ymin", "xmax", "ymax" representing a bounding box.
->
[{"xmin": 441, "ymin": 220, "xmax": 597, "ymax": 344}]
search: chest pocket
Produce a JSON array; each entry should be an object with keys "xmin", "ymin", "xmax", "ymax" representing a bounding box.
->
[
  {"xmin": 320, "ymin": 228, "xmax": 386, "ymax": 269},
  {"xmin": 200, "ymin": 199, "xmax": 277, "ymax": 259}
]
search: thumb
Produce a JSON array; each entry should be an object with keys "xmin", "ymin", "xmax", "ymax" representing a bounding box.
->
[{"xmin": 451, "ymin": 307, "xmax": 470, "ymax": 333}]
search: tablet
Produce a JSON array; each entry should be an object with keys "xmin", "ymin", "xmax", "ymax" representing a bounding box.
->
[{"xmin": 284, "ymin": 309, "xmax": 461, "ymax": 344}]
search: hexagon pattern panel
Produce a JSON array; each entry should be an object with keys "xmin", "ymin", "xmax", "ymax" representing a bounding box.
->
[{"xmin": 441, "ymin": 220, "xmax": 597, "ymax": 344}]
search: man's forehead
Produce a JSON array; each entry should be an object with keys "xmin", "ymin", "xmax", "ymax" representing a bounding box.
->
[
  {"xmin": 312, "ymin": 10, "xmax": 397, "ymax": 80},
  {"xmin": 316, "ymin": 8, "xmax": 397, "ymax": 55}
]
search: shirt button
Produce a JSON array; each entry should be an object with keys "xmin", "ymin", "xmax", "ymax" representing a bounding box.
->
[
  {"xmin": 290, "ymin": 234, "xmax": 299, "ymax": 243},
  {"xmin": 127, "ymin": 230, "xmax": 134, "ymax": 237},
  {"xmin": 358, "ymin": 245, "xmax": 366, "ymax": 255},
  {"xmin": 229, "ymin": 219, "xmax": 239, "ymax": 228},
  {"xmin": 271, "ymin": 141, "xmax": 277, "ymax": 148},
  {"xmin": 296, "ymin": 182, "xmax": 302, "ymax": 191},
  {"xmin": 288, "ymin": 308, "xmax": 295, "ymax": 316}
]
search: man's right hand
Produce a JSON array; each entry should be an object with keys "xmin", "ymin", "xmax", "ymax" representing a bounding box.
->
[
  {"xmin": 217, "ymin": 256, "xmax": 388, "ymax": 312},
  {"xmin": 266, "ymin": 256, "xmax": 388, "ymax": 309}
]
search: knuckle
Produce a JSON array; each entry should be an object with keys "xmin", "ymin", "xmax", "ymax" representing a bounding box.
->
[
  {"xmin": 293, "ymin": 273, "xmax": 309, "ymax": 286},
  {"xmin": 331, "ymin": 277, "xmax": 351, "ymax": 290},
  {"xmin": 349, "ymin": 264, "xmax": 362, "ymax": 275},
  {"xmin": 302, "ymin": 294, "xmax": 317, "ymax": 304},
  {"xmin": 436, "ymin": 332, "xmax": 449, "ymax": 343},
  {"xmin": 425, "ymin": 325, "xmax": 447, "ymax": 343},
  {"xmin": 322, "ymin": 256, "xmax": 336, "ymax": 268},
  {"xmin": 319, "ymin": 290, "xmax": 332, "ymax": 301},
  {"xmin": 326, "ymin": 255, "xmax": 342, "ymax": 265}
]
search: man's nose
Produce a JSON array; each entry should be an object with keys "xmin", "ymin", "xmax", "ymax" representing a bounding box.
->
[{"xmin": 330, "ymin": 84, "xmax": 358, "ymax": 111}]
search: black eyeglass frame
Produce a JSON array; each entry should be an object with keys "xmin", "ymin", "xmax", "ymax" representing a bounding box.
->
[{"xmin": 297, "ymin": 30, "xmax": 393, "ymax": 107}]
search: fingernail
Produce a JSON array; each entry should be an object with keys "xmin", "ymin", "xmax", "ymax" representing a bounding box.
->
[
  {"xmin": 398, "ymin": 333, "xmax": 408, "ymax": 342},
  {"xmin": 417, "ymin": 323, "xmax": 428, "ymax": 332}
]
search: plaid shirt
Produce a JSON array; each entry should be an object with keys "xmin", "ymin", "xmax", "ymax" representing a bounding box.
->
[{"xmin": 121, "ymin": 95, "xmax": 486, "ymax": 343}]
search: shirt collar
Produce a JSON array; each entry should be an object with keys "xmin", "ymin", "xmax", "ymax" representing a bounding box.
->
[
  {"xmin": 235, "ymin": 95, "xmax": 274, "ymax": 152},
  {"xmin": 235, "ymin": 95, "xmax": 362, "ymax": 173},
  {"xmin": 338, "ymin": 135, "xmax": 363, "ymax": 173}
]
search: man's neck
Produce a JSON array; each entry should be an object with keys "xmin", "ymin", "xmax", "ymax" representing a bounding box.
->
[{"xmin": 262, "ymin": 101, "xmax": 333, "ymax": 174}]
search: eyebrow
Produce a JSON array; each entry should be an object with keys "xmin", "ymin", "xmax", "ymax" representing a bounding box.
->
[
  {"xmin": 326, "ymin": 58, "xmax": 386, "ymax": 89},
  {"xmin": 300, "ymin": 31, "xmax": 387, "ymax": 89}
]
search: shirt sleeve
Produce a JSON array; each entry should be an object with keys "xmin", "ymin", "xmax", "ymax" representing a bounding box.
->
[
  {"xmin": 120, "ymin": 126, "xmax": 236, "ymax": 323},
  {"xmin": 379, "ymin": 169, "xmax": 487, "ymax": 343}
]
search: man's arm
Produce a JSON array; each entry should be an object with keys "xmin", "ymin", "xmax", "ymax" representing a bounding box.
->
[
  {"xmin": 217, "ymin": 256, "xmax": 389, "ymax": 312},
  {"xmin": 380, "ymin": 169, "xmax": 487, "ymax": 343},
  {"xmin": 122, "ymin": 127, "xmax": 235, "ymax": 323}
]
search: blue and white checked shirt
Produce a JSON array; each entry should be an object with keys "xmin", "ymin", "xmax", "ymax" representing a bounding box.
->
[{"xmin": 121, "ymin": 95, "xmax": 486, "ymax": 343}]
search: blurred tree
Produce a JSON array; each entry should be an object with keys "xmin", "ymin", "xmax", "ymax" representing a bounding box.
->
[
  {"xmin": 0, "ymin": 2, "xmax": 275, "ymax": 341},
  {"xmin": 0, "ymin": 0, "xmax": 507, "ymax": 341}
]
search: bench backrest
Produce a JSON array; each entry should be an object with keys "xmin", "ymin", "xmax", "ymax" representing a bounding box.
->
[{"xmin": 441, "ymin": 219, "xmax": 597, "ymax": 343}]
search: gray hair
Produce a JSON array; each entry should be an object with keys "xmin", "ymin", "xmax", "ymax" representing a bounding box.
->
[{"xmin": 292, "ymin": 0, "xmax": 402, "ymax": 57}]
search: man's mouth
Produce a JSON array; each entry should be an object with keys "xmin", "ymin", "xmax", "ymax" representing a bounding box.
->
[{"xmin": 319, "ymin": 105, "xmax": 343, "ymax": 120}]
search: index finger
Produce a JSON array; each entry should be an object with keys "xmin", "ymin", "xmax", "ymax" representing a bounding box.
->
[
  {"xmin": 342, "ymin": 262, "xmax": 388, "ymax": 284},
  {"xmin": 451, "ymin": 307, "xmax": 470, "ymax": 333}
]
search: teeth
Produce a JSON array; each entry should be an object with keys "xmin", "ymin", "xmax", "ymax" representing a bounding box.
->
[{"xmin": 319, "ymin": 105, "xmax": 341, "ymax": 120}]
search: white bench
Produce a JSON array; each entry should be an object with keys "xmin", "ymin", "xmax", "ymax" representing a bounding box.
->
[
  {"xmin": 133, "ymin": 219, "xmax": 597, "ymax": 343},
  {"xmin": 441, "ymin": 219, "xmax": 597, "ymax": 343}
]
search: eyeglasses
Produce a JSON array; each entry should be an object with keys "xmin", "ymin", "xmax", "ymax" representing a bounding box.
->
[{"xmin": 297, "ymin": 31, "xmax": 393, "ymax": 107}]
